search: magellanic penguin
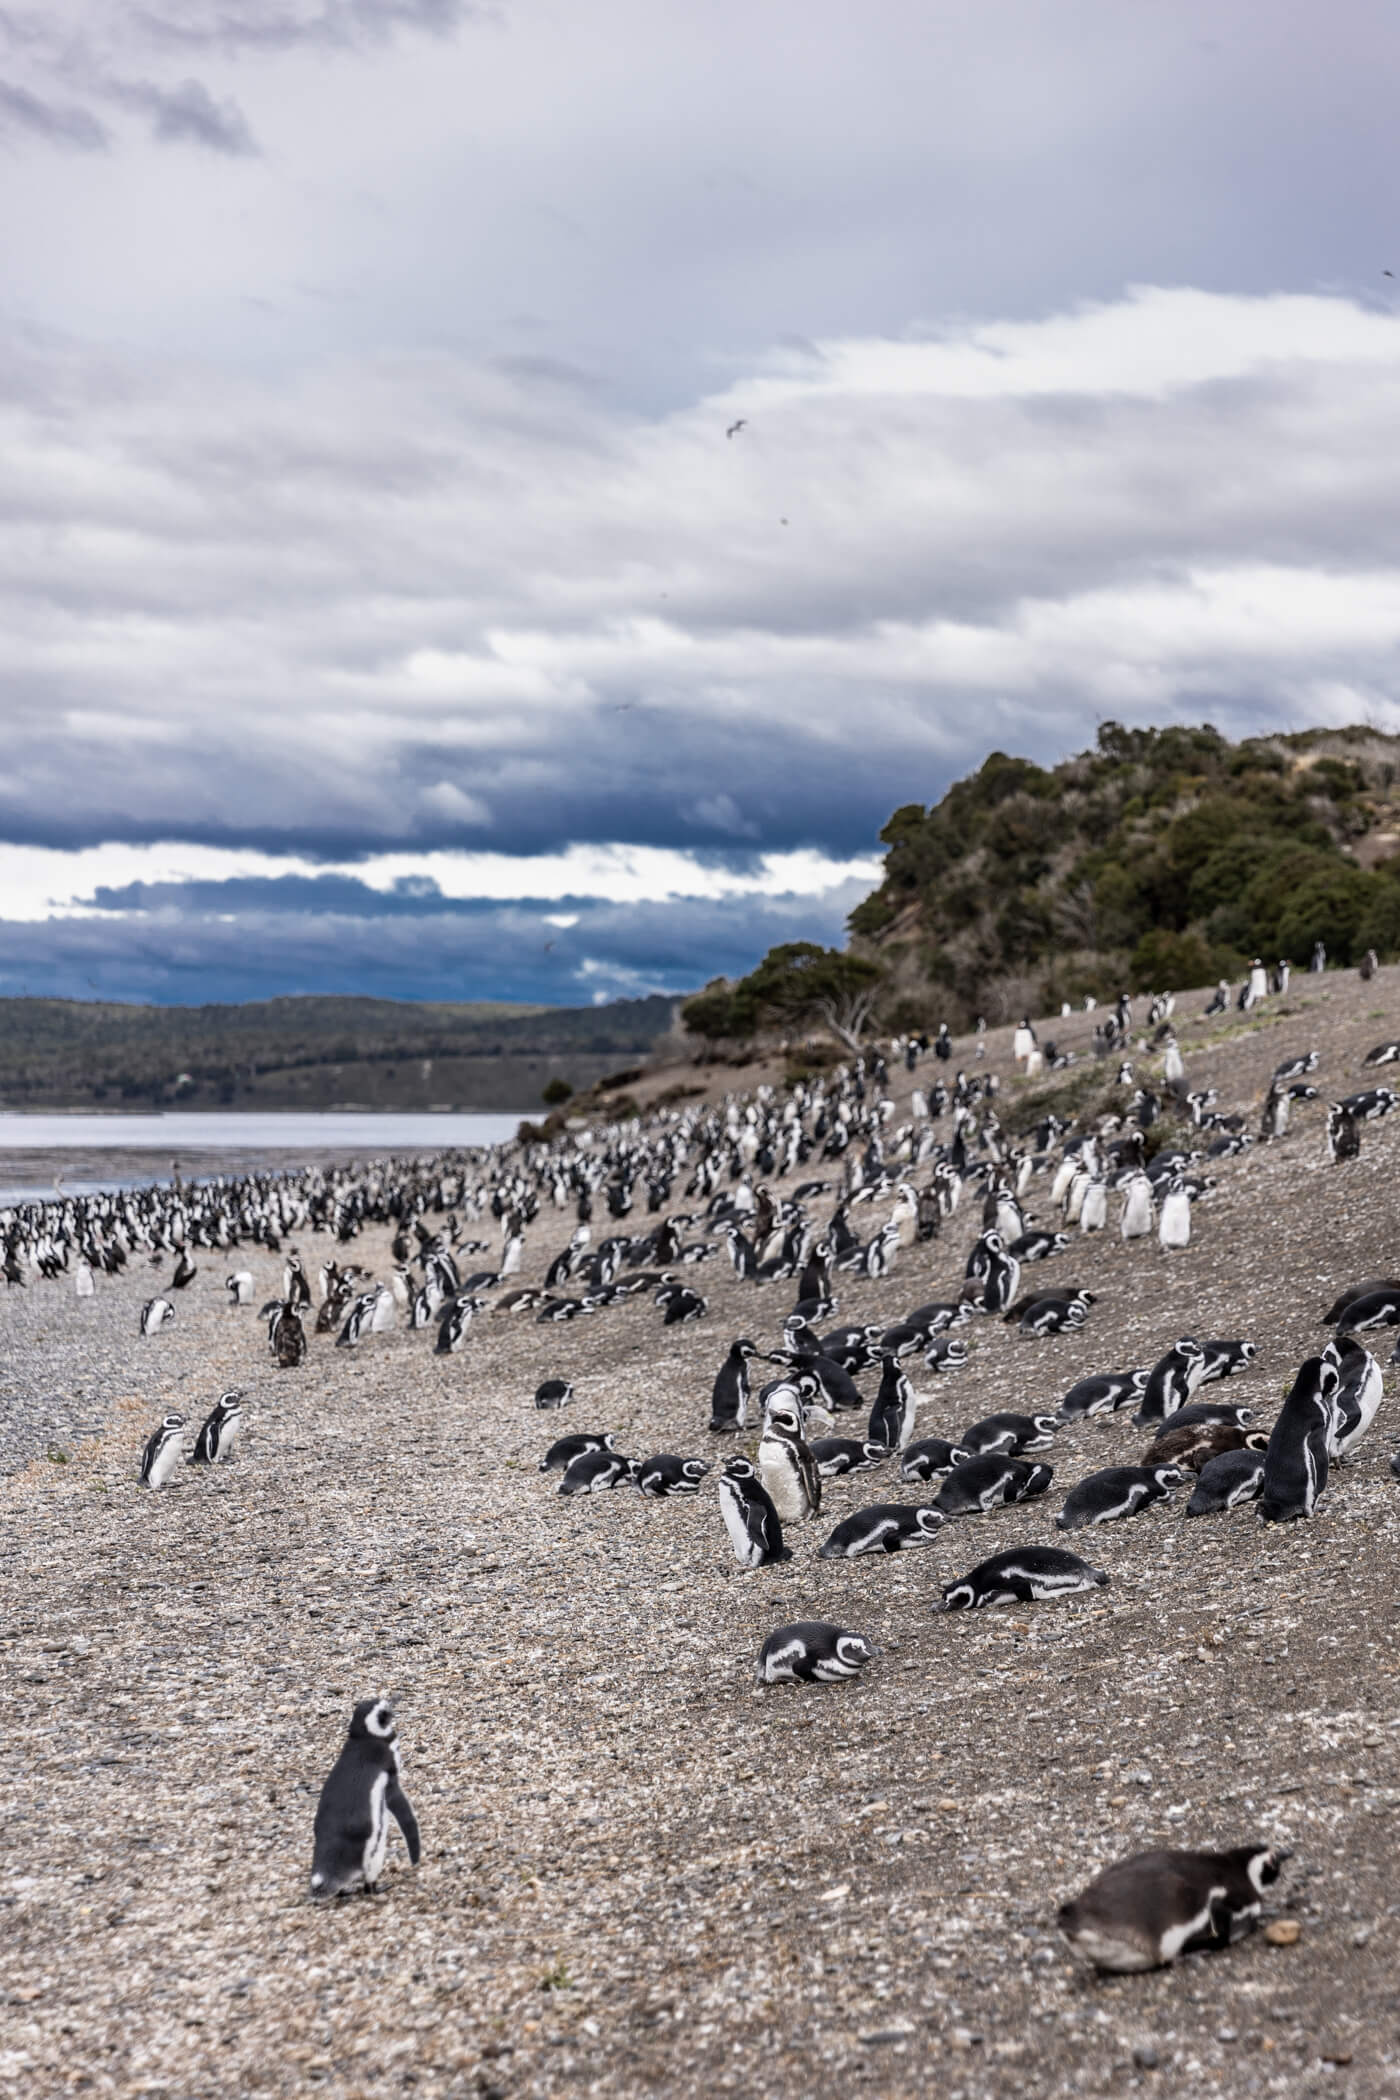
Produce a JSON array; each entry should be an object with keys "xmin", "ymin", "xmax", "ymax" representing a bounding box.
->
[
  {"xmin": 309, "ymin": 1696, "xmax": 421, "ymax": 1899},
  {"xmin": 189, "ymin": 1391, "xmax": 244, "ymax": 1465},
  {"xmin": 958, "ymin": 1411, "xmax": 1057, "ymax": 1457},
  {"xmin": 717, "ymin": 1456, "xmax": 791, "ymax": 1567},
  {"xmin": 710, "ymin": 1339, "xmax": 761, "ymax": 1433},
  {"xmin": 867, "ymin": 1356, "xmax": 917, "ymax": 1452},
  {"xmin": 1055, "ymin": 1463, "xmax": 1186, "ymax": 1529},
  {"xmin": 756, "ymin": 1621, "xmax": 875, "ymax": 1685},
  {"xmin": 534, "ymin": 1378, "xmax": 573, "ymax": 1410},
  {"xmin": 1158, "ymin": 1177, "xmax": 1192, "ymax": 1249},
  {"xmin": 540, "ymin": 1431, "xmax": 616, "ymax": 1474},
  {"xmin": 1258, "ymin": 1355, "xmax": 1339, "ymax": 1522},
  {"xmin": 935, "ymin": 1546, "xmax": 1108, "ymax": 1611},
  {"xmin": 933, "ymin": 1455, "xmax": 1052, "ymax": 1517},
  {"xmin": 1135, "ymin": 1337, "xmax": 1206, "ymax": 1422},
  {"xmin": 899, "ymin": 1435, "xmax": 970, "ymax": 1483},
  {"xmin": 758, "ymin": 1402, "xmax": 821, "ymax": 1523},
  {"xmin": 1185, "ymin": 1449, "xmax": 1267, "ymax": 1516},
  {"xmin": 816, "ymin": 1503, "xmax": 944, "ymax": 1558},
  {"xmin": 810, "ymin": 1436, "xmax": 889, "ymax": 1478},
  {"xmin": 635, "ymin": 1453, "xmax": 711, "ymax": 1497},
  {"xmin": 1324, "ymin": 1335, "xmax": 1384, "ymax": 1462},
  {"xmin": 1057, "ymin": 1369, "xmax": 1148, "ymax": 1420},
  {"xmin": 138, "ymin": 1413, "xmax": 187, "ymax": 1488},
  {"xmin": 139, "ymin": 1296, "xmax": 176, "ymax": 1337},
  {"xmin": 1057, "ymin": 1845, "xmax": 1290, "ymax": 1972},
  {"xmin": 558, "ymin": 1448, "xmax": 635, "ymax": 1495}
]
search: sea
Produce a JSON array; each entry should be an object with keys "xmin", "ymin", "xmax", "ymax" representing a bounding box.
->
[{"xmin": 0, "ymin": 1111, "xmax": 522, "ymax": 1205}]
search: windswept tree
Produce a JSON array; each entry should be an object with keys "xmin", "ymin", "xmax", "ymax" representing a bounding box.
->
[{"xmin": 684, "ymin": 944, "xmax": 884, "ymax": 1053}]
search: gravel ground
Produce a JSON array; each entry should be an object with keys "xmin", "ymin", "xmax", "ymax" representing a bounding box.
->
[{"xmin": 3, "ymin": 970, "xmax": 1400, "ymax": 2099}]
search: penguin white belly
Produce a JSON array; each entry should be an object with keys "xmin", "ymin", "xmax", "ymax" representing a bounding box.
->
[
  {"xmin": 1159, "ymin": 1193, "xmax": 1191, "ymax": 1248},
  {"xmin": 758, "ymin": 1448, "xmax": 804, "ymax": 1523},
  {"xmin": 1069, "ymin": 1928, "xmax": 1158, "ymax": 1974},
  {"xmin": 364, "ymin": 1771, "xmax": 391, "ymax": 1886},
  {"xmin": 148, "ymin": 1440, "xmax": 182, "ymax": 1488},
  {"xmin": 1159, "ymin": 1892, "xmax": 1224, "ymax": 1963},
  {"xmin": 719, "ymin": 1489, "xmax": 761, "ymax": 1566}
]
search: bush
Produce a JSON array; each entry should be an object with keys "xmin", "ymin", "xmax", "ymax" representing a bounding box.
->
[{"xmin": 541, "ymin": 1076, "xmax": 573, "ymax": 1106}]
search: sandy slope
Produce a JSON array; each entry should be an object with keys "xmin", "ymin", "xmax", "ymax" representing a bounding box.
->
[{"xmin": 2, "ymin": 968, "xmax": 1400, "ymax": 2098}]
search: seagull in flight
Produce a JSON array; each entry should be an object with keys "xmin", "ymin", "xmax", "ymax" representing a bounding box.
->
[{"xmin": 726, "ymin": 419, "xmax": 747, "ymax": 439}]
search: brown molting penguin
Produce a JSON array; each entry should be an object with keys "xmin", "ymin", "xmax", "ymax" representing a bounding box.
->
[{"xmin": 1142, "ymin": 1422, "xmax": 1268, "ymax": 1473}]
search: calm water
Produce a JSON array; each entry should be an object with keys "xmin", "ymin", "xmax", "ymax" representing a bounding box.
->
[{"xmin": 0, "ymin": 1111, "xmax": 521, "ymax": 1204}]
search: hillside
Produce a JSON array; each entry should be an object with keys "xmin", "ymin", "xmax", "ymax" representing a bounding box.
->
[
  {"xmin": 845, "ymin": 721, "xmax": 1400, "ymax": 1030},
  {"xmin": 0, "ymin": 993, "xmax": 677, "ymax": 1112}
]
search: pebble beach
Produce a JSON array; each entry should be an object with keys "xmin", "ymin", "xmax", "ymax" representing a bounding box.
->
[{"xmin": 3, "ymin": 974, "xmax": 1400, "ymax": 2099}]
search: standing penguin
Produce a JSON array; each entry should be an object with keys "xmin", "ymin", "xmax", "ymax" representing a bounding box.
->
[
  {"xmin": 1137, "ymin": 1337, "xmax": 1207, "ymax": 1423},
  {"xmin": 74, "ymin": 1259, "xmax": 95, "ymax": 1298},
  {"xmin": 1325, "ymin": 1335, "xmax": 1384, "ymax": 1461},
  {"xmin": 189, "ymin": 1391, "xmax": 244, "ymax": 1465},
  {"xmin": 138, "ymin": 1413, "xmax": 187, "ymax": 1488},
  {"xmin": 1258, "ymin": 1356, "xmax": 1339, "ymax": 1523},
  {"xmin": 867, "ymin": 1356, "xmax": 917, "ymax": 1453},
  {"xmin": 1119, "ymin": 1172, "xmax": 1155, "ymax": 1241},
  {"xmin": 758, "ymin": 1401, "xmax": 822, "ymax": 1523},
  {"xmin": 1311, "ymin": 940, "xmax": 1327, "ymax": 973},
  {"xmin": 1158, "ymin": 1178, "xmax": 1192, "ymax": 1250},
  {"xmin": 717, "ymin": 1456, "xmax": 791, "ymax": 1567},
  {"xmin": 1326, "ymin": 1104, "xmax": 1360, "ymax": 1164},
  {"xmin": 309, "ymin": 1696, "xmax": 421, "ymax": 1898}
]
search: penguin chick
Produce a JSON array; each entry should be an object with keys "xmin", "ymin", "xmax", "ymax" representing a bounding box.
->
[
  {"xmin": 309, "ymin": 1696, "xmax": 421, "ymax": 1899},
  {"xmin": 1143, "ymin": 1422, "xmax": 1268, "ymax": 1473}
]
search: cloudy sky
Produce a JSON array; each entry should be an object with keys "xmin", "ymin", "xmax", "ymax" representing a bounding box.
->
[{"xmin": 4, "ymin": 1, "xmax": 1400, "ymax": 1006}]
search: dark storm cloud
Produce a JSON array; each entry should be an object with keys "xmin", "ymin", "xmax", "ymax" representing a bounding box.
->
[
  {"xmin": 0, "ymin": 882, "xmax": 868, "ymax": 1005},
  {"xmin": 0, "ymin": 76, "xmax": 109, "ymax": 149},
  {"xmin": 106, "ymin": 74, "xmax": 259, "ymax": 154}
]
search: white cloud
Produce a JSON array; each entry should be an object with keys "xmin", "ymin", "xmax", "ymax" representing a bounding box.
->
[{"xmin": 418, "ymin": 781, "xmax": 492, "ymax": 824}]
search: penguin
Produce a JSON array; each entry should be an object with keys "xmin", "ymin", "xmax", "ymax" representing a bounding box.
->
[
  {"xmin": 1078, "ymin": 1180, "xmax": 1108, "ymax": 1233},
  {"xmin": 1135, "ymin": 1337, "xmax": 1206, "ymax": 1422},
  {"xmin": 635, "ymin": 1453, "xmax": 711, "ymax": 1497},
  {"xmin": 1329, "ymin": 1282, "xmax": 1400, "ymax": 1331},
  {"xmin": 756, "ymin": 1621, "xmax": 876, "ymax": 1685},
  {"xmin": 1119, "ymin": 1172, "xmax": 1155, "ymax": 1240},
  {"xmin": 435, "ymin": 1295, "xmax": 483, "ymax": 1354},
  {"xmin": 758, "ymin": 1401, "xmax": 821, "ymax": 1522},
  {"xmin": 1057, "ymin": 1845, "xmax": 1290, "ymax": 1973},
  {"xmin": 1158, "ymin": 1178, "xmax": 1192, "ymax": 1249},
  {"xmin": 139, "ymin": 1296, "xmax": 175, "ymax": 1336},
  {"xmin": 717, "ymin": 1456, "xmax": 791, "ymax": 1567},
  {"xmin": 1143, "ymin": 1422, "xmax": 1268, "ymax": 1472},
  {"xmin": 1326, "ymin": 1103, "xmax": 1360, "ymax": 1163},
  {"xmin": 309, "ymin": 1696, "xmax": 421, "ymax": 1899},
  {"xmin": 815, "ymin": 1503, "xmax": 945, "ymax": 1558},
  {"xmin": 1057, "ymin": 1369, "xmax": 1148, "ymax": 1420},
  {"xmin": 188, "ymin": 1391, "xmax": 244, "ymax": 1465},
  {"xmin": 1017, "ymin": 1297, "xmax": 1089, "ymax": 1337},
  {"xmin": 171, "ymin": 1248, "xmax": 198, "ymax": 1290},
  {"xmin": 1008, "ymin": 1229, "xmax": 1070, "ymax": 1262},
  {"xmin": 540, "ymin": 1431, "xmax": 616, "ymax": 1474},
  {"xmin": 710, "ymin": 1338, "xmax": 762, "ymax": 1433},
  {"xmin": 1198, "ymin": 1339, "xmax": 1257, "ymax": 1384},
  {"xmin": 270, "ymin": 1300, "xmax": 306, "ymax": 1368},
  {"xmin": 559, "ymin": 1448, "xmax": 635, "ymax": 1495},
  {"xmin": 810, "ymin": 1437, "xmax": 889, "ymax": 1478},
  {"xmin": 1055, "ymin": 1463, "xmax": 1186, "ymax": 1530},
  {"xmin": 1184, "ymin": 1449, "xmax": 1267, "ymax": 1516},
  {"xmin": 1363, "ymin": 1039, "xmax": 1400, "ymax": 1067},
  {"xmin": 899, "ymin": 1436, "xmax": 970, "ymax": 1483},
  {"xmin": 138, "ymin": 1413, "xmax": 187, "ymax": 1489},
  {"xmin": 534, "ymin": 1378, "xmax": 574, "ymax": 1410},
  {"xmin": 934, "ymin": 1456, "xmax": 1053, "ymax": 1517},
  {"xmin": 225, "ymin": 1270, "xmax": 253, "ymax": 1307},
  {"xmin": 958, "ymin": 1412, "xmax": 1057, "ymax": 1457},
  {"xmin": 934, "ymin": 1546, "xmax": 1109, "ymax": 1611},
  {"xmin": 1146, "ymin": 1399, "xmax": 1254, "ymax": 1435},
  {"xmin": 1258, "ymin": 1354, "xmax": 1339, "ymax": 1522},
  {"xmin": 924, "ymin": 1334, "xmax": 971, "ymax": 1372},
  {"xmin": 867, "ymin": 1356, "xmax": 916, "ymax": 1453},
  {"xmin": 74, "ymin": 1259, "xmax": 94, "ymax": 1299},
  {"xmin": 1311, "ymin": 939, "xmax": 1327, "ymax": 972},
  {"xmin": 1324, "ymin": 1335, "xmax": 1383, "ymax": 1461},
  {"xmin": 657, "ymin": 1284, "xmax": 707, "ymax": 1325}
]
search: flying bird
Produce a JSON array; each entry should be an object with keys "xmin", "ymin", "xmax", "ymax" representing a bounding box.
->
[
  {"xmin": 1385, "ymin": 270, "xmax": 1395, "ymax": 279},
  {"xmin": 726, "ymin": 419, "xmax": 746, "ymax": 438}
]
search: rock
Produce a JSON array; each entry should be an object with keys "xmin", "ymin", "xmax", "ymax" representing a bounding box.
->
[
  {"xmin": 1133, "ymin": 2044, "xmax": 1161, "ymax": 2070},
  {"xmin": 1264, "ymin": 1918, "xmax": 1302, "ymax": 1946}
]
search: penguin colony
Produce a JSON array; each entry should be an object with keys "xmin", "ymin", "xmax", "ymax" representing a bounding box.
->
[{"xmin": 5, "ymin": 973, "xmax": 1399, "ymax": 1977}]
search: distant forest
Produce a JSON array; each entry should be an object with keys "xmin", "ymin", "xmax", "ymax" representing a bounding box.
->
[{"xmin": 0, "ymin": 994, "xmax": 677, "ymax": 1112}]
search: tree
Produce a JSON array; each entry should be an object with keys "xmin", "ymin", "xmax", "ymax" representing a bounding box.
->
[
  {"xmin": 739, "ymin": 942, "xmax": 885, "ymax": 1052},
  {"xmin": 541, "ymin": 1077, "xmax": 573, "ymax": 1107}
]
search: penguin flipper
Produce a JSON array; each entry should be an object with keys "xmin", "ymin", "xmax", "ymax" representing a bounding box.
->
[{"xmin": 387, "ymin": 1780, "xmax": 421, "ymax": 1865}]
